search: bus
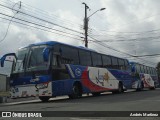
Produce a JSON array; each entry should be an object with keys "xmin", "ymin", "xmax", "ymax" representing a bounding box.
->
[
  {"xmin": 130, "ymin": 62, "xmax": 159, "ymax": 90},
  {"xmin": 0, "ymin": 41, "xmax": 156, "ymax": 102}
]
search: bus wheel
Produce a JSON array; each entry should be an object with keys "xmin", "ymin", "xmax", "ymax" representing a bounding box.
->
[
  {"xmin": 92, "ymin": 92, "xmax": 101, "ymax": 96},
  {"xmin": 136, "ymin": 82, "xmax": 144, "ymax": 91},
  {"xmin": 112, "ymin": 82, "xmax": 123, "ymax": 94},
  {"xmin": 39, "ymin": 96, "xmax": 50, "ymax": 102},
  {"xmin": 118, "ymin": 82, "xmax": 124, "ymax": 93},
  {"xmin": 69, "ymin": 83, "xmax": 82, "ymax": 99}
]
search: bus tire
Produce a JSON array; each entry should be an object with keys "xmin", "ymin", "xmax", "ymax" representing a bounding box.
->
[
  {"xmin": 112, "ymin": 82, "xmax": 124, "ymax": 94},
  {"xmin": 136, "ymin": 82, "xmax": 144, "ymax": 91},
  {"xmin": 39, "ymin": 96, "xmax": 50, "ymax": 102},
  {"xmin": 118, "ymin": 82, "xmax": 124, "ymax": 93},
  {"xmin": 69, "ymin": 83, "xmax": 82, "ymax": 99}
]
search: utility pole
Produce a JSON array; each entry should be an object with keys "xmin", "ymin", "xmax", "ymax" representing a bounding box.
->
[
  {"xmin": 82, "ymin": 2, "xmax": 89, "ymax": 48},
  {"xmin": 82, "ymin": 3, "xmax": 106, "ymax": 48}
]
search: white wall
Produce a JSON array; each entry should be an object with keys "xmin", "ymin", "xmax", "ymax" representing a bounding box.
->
[{"xmin": 0, "ymin": 74, "xmax": 7, "ymax": 91}]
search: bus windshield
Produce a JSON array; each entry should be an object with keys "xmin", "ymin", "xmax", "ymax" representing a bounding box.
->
[
  {"xmin": 28, "ymin": 46, "xmax": 49, "ymax": 70},
  {"xmin": 13, "ymin": 45, "xmax": 50, "ymax": 73},
  {"xmin": 13, "ymin": 48, "xmax": 29, "ymax": 73}
]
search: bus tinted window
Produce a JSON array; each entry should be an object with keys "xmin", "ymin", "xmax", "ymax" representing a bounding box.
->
[
  {"xmin": 151, "ymin": 68, "xmax": 154, "ymax": 74},
  {"xmin": 124, "ymin": 60, "xmax": 129, "ymax": 70},
  {"xmin": 118, "ymin": 59, "xmax": 125, "ymax": 66},
  {"xmin": 144, "ymin": 66, "xmax": 147, "ymax": 73},
  {"xmin": 60, "ymin": 45, "xmax": 79, "ymax": 64},
  {"xmin": 79, "ymin": 50, "xmax": 92, "ymax": 66},
  {"xmin": 118, "ymin": 59, "xmax": 125, "ymax": 70},
  {"xmin": 153, "ymin": 69, "xmax": 157, "ymax": 75},
  {"xmin": 136, "ymin": 64, "xmax": 141, "ymax": 73},
  {"xmin": 112, "ymin": 57, "xmax": 118, "ymax": 65},
  {"xmin": 102, "ymin": 55, "xmax": 112, "ymax": 67},
  {"xmin": 124, "ymin": 60, "xmax": 129, "ymax": 66},
  {"xmin": 91, "ymin": 52, "xmax": 102, "ymax": 67},
  {"xmin": 146, "ymin": 67, "xmax": 149, "ymax": 74},
  {"xmin": 111, "ymin": 57, "xmax": 118, "ymax": 69},
  {"xmin": 149, "ymin": 67, "xmax": 152, "ymax": 74},
  {"xmin": 140, "ymin": 65, "xmax": 144, "ymax": 73}
]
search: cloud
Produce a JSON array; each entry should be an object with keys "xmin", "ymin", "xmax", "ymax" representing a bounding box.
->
[
  {"xmin": 0, "ymin": 0, "xmax": 160, "ymax": 70},
  {"xmin": 93, "ymin": 0, "xmax": 160, "ymax": 66}
]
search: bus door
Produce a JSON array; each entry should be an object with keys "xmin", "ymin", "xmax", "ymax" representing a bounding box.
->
[{"xmin": 51, "ymin": 52, "xmax": 70, "ymax": 96}]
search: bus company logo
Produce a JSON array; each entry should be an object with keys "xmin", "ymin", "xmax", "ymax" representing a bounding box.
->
[
  {"xmin": 75, "ymin": 68, "xmax": 82, "ymax": 76},
  {"xmin": 2, "ymin": 112, "xmax": 11, "ymax": 117},
  {"xmin": 1, "ymin": 112, "xmax": 42, "ymax": 118}
]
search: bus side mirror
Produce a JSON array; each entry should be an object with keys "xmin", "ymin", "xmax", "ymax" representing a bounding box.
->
[
  {"xmin": 43, "ymin": 48, "xmax": 50, "ymax": 62},
  {"xmin": 0, "ymin": 53, "xmax": 17, "ymax": 67}
]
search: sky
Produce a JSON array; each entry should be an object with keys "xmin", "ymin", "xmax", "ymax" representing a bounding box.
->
[{"xmin": 0, "ymin": 0, "xmax": 160, "ymax": 74}]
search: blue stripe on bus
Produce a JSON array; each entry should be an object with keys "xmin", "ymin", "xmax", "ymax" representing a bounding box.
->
[{"xmin": 10, "ymin": 75, "xmax": 51, "ymax": 86}]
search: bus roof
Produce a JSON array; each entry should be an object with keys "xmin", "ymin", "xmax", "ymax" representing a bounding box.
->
[
  {"xmin": 20, "ymin": 41, "xmax": 96, "ymax": 52},
  {"xmin": 20, "ymin": 40, "xmax": 128, "ymax": 61},
  {"xmin": 129, "ymin": 61, "xmax": 155, "ymax": 68}
]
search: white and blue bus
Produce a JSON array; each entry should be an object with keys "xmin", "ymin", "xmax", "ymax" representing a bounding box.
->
[
  {"xmin": 0, "ymin": 41, "xmax": 158, "ymax": 101},
  {"xmin": 130, "ymin": 62, "xmax": 159, "ymax": 90}
]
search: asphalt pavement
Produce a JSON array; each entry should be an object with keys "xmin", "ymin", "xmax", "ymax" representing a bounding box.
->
[{"xmin": 0, "ymin": 88, "xmax": 160, "ymax": 120}]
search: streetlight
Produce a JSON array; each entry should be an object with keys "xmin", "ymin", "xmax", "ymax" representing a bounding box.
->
[
  {"xmin": 83, "ymin": 3, "xmax": 106, "ymax": 48},
  {"xmin": 88, "ymin": 8, "xmax": 106, "ymax": 18}
]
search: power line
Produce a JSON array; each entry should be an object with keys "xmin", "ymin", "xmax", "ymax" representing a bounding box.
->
[
  {"xmin": 89, "ymin": 26, "xmax": 160, "ymax": 39},
  {"xmin": 0, "ymin": 3, "xmax": 83, "ymax": 35},
  {"xmin": 88, "ymin": 35, "xmax": 160, "ymax": 43},
  {"xmin": 0, "ymin": 1, "xmax": 21, "ymax": 43},
  {"xmin": 89, "ymin": 36, "xmax": 157, "ymax": 66},
  {"xmin": 0, "ymin": 16, "xmax": 84, "ymax": 42},
  {"xmin": 19, "ymin": 4, "xmax": 84, "ymax": 31},
  {"xmin": 4, "ymin": 0, "xmax": 84, "ymax": 28},
  {"xmin": 128, "ymin": 54, "xmax": 160, "ymax": 58},
  {"xmin": 0, "ymin": 12, "xmax": 83, "ymax": 39},
  {"xmin": 94, "ymin": 29, "xmax": 160, "ymax": 34}
]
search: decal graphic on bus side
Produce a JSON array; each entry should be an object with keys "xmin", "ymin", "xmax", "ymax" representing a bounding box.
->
[
  {"xmin": 139, "ymin": 73, "xmax": 154, "ymax": 88},
  {"xmin": 81, "ymin": 67, "xmax": 119, "ymax": 92}
]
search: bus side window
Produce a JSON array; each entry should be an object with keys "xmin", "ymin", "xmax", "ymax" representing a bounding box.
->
[
  {"xmin": 52, "ymin": 55, "xmax": 57, "ymax": 66},
  {"xmin": 52, "ymin": 54, "xmax": 70, "ymax": 80},
  {"xmin": 124, "ymin": 60, "xmax": 129, "ymax": 70},
  {"xmin": 102, "ymin": 55, "xmax": 112, "ymax": 68},
  {"xmin": 91, "ymin": 52, "xmax": 102, "ymax": 67},
  {"xmin": 52, "ymin": 52, "xmax": 62, "ymax": 68},
  {"xmin": 60, "ymin": 45, "xmax": 79, "ymax": 65},
  {"xmin": 111, "ymin": 57, "xmax": 118, "ymax": 69},
  {"xmin": 118, "ymin": 58, "xmax": 125, "ymax": 70},
  {"xmin": 79, "ymin": 50, "xmax": 92, "ymax": 66}
]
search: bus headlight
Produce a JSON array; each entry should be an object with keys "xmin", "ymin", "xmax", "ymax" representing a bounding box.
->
[{"xmin": 36, "ymin": 83, "xmax": 48, "ymax": 89}]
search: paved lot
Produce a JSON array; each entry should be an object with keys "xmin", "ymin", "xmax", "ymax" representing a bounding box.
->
[{"xmin": 0, "ymin": 88, "xmax": 160, "ymax": 120}]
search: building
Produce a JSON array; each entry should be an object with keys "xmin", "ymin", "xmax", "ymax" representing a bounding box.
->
[{"xmin": 0, "ymin": 73, "xmax": 9, "ymax": 103}]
